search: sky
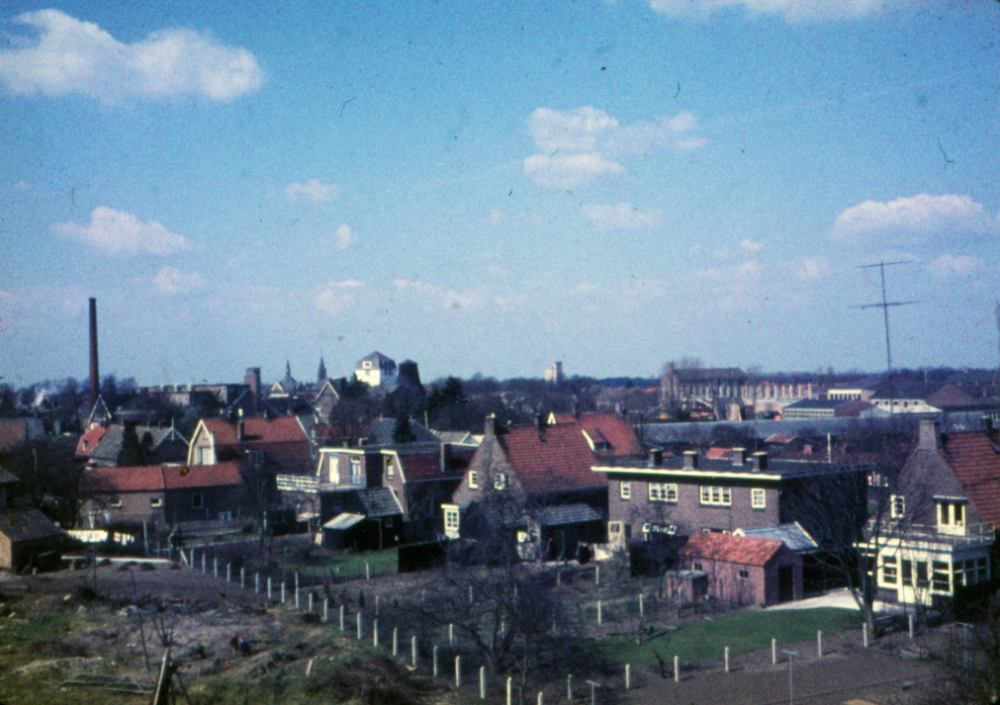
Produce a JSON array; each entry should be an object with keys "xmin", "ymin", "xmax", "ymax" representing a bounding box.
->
[{"xmin": 1, "ymin": 0, "xmax": 998, "ymax": 389}]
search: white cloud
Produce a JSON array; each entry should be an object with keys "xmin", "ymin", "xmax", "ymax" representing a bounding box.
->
[
  {"xmin": 56, "ymin": 206, "xmax": 191, "ymax": 255},
  {"xmin": 330, "ymin": 224, "xmax": 355, "ymax": 250},
  {"xmin": 929, "ymin": 254, "xmax": 987, "ymax": 279},
  {"xmin": 285, "ymin": 179, "xmax": 339, "ymax": 202},
  {"xmin": 790, "ymin": 256, "xmax": 826, "ymax": 281},
  {"xmin": 831, "ymin": 194, "xmax": 998, "ymax": 247},
  {"xmin": 524, "ymin": 152, "xmax": 623, "ymax": 189},
  {"xmin": 524, "ymin": 106, "xmax": 707, "ymax": 188},
  {"xmin": 645, "ymin": 0, "xmax": 893, "ymax": 22},
  {"xmin": 0, "ymin": 9, "xmax": 262, "ymax": 102},
  {"xmin": 581, "ymin": 202, "xmax": 663, "ymax": 229},
  {"xmin": 315, "ymin": 280, "xmax": 363, "ymax": 316},
  {"xmin": 394, "ymin": 279, "xmax": 478, "ymax": 311},
  {"xmin": 152, "ymin": 266, "xmax": 204, "ymax": 295},
  {"xmin": 740, "ymin": 238, "xmax": 764, "ymax": 253}
]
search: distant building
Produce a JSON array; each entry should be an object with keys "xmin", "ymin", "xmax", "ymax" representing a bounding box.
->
[
  {"xmin": 355, "ymin": 352, "xmax": 398, "ymax": 387},
  {"xmin": 544, "ymin": 361, "xmax": 564, "ymax": 384}
]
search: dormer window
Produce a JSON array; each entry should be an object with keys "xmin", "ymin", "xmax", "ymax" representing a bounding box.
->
[
  {"xmin": 890, "ymin": 494, "xmax": 905, "ymax": 519},
  {"xmin": 937, "ymin": 499, "xmax": 966, "ymax": 534}
]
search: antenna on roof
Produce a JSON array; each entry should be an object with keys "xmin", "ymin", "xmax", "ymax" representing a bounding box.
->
[{"xmin": 850, "ymin": 260, "xmax": 918, "ymax": 425}]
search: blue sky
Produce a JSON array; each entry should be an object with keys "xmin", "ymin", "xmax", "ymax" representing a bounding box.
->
[{"xmin": 1, "ymin": 0, "xmax": 998, "ymax": 388}]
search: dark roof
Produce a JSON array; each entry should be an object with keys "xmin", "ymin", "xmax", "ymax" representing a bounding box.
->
[
  {"xmin": 0, "ymin": 508, "xmax": 64, "ymax": 542},
  {"xmin": 533, "ymin": 503, "xmax": 601, "ymax": 527},
  {"xmin": 354, "ymin": 487, "xmax": 403, "ymax": 517},
  {"xmin": 680, "ymin": 532, "xmax": 785, "ymax": 566},
  {"xmin": 361, "ymin": 418, "xmax": 439, "ymax": 446},
  {"xmin": 0, "ymin": 465, "xmax": 20, "ymax": 485},
  {"xmin": 357, "ymin": 351, "xmax": 396, "ymax": 368},
  {"xmin": 83, "ymin": 424, "xmax": 188, "ymax": 464},
  {"xmin": 593, "ymin": 451, "xmax": 862, "ymax": 480},
  {"xmin": 668, "ymin": 367, "xmax": 746, "ymax": 382},
  {"xmin": 495, "ymin": 422, "xmax": 608, "ymax": 495}
]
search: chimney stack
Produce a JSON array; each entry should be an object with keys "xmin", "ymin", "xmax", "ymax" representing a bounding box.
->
[
  {"xmin": 732, "ymin": 448, "xmax": 746, "ymax": 466},
  {"xmin": 918, "ymin": 418, "xmax": 940, "ymax": 450},
  {"xmin": 648, "ymin": 449, "xmax": 663, "ymax": 467},
  {"xmin": 440, "ymin": 442, "xmax": 452, "ymax": 472},
  {"xmin": 683, "ymin": 450, "xmax": 698, "ymax": 470},
  {"xmin": 88, "ymin": 297, "xmax": 99, "ymax": 402},
  {"xmin": 751, "ymin": 451, "xmax": 768, "ymax": 472}
]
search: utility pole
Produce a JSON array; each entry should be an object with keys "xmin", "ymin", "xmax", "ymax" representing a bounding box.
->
[{"xmin": 852, "ymin": 260, "xmax": 917, "ymax": 425}]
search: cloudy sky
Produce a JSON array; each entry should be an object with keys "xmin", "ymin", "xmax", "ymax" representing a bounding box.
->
[{"xmin": 1, "ymin": 1, "xmax": 998, "ymax": 388}]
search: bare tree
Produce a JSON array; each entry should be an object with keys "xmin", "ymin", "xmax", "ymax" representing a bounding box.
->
[{"xmin": 917, "ymin": 595, "xmax": 1000, "ymax": 705}]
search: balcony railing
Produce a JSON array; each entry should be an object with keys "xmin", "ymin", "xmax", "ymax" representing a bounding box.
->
[
  {"xmin": 276, "ymin": 474, "xmax": 320, "ymax": 493},
  {"xmin": 863, "ymin": 519, "xmax": 995, "ymax": 549}
]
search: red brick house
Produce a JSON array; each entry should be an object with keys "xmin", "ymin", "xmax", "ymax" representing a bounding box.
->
[
  {"xmin": 444, "ymin": 416, "xmax": 608, "ymax": 560},
  {"xmin": 679, "ymin": 531, "xmax": 803, "ymax": 606},
  {"xmin": 79, "ymin": 461, "xmax": 245, "ymax": 529},
  {"xmin": 187, "ymin": 416, "xmax": 313, "ymax": 475}
]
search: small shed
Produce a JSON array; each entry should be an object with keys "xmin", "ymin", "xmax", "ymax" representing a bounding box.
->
[
  {"xmin": 679, "ymin": 532, "xmax": 803, "ymax": 607},
  {"xmin": 664, "ymin": 569, "xmax": 709, "ymax": 605},
  {"xmin": 320, "ymin": 488, "xmax": 403, "ymax": 551},
  {"xmin": 525, "ymin": 503, "xmax": 605, "ymax": 562},
  {"xmin": 0, "ymin": 508, "xmax": 64, "ymax": 572}
]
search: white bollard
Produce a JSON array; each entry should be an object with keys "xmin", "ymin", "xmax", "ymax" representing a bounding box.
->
[
  {"xmin": 596, "ymin": 565, "xmax": 600, "ymax": 585},
  {"xmin": 433, "ymin": 645, "xmax": 439, "ymax": 676},
  {"xmin": 772, "ymin": 638, "xmax": 777, "ymax": 664},
  {"xmin": 455, "ymin": 656, "xmax": 461, "ymax": 687},
  {"xmin": 281, "ymin": 582, "xmax": 286, "ymax": 605},
  {"xmin": 674, "ymin": 655, "xmax": 679, "ymax": 683},
  {"xmin": 480, "ymin": 666, "xmax": 486, "ymax": 699},
  {"xmin": 725, "ymin": 646, "xmax": 730, "ymax": 673},
  {"xmin": 625, "ymin": 664, "xmax": 631, "ymax": 691},
  {"xmin": 295, "ymin": 572, "xmax": 299, "ymax": 591},
  {"xmin": 411, "ymin": 636, "xmax": 417, "ymax": 668},
  {"xmin": 201, "ymin": 552, "xmax": 206, "ymax": 573},
  {"xmin": 537, "ymin": 692, "xmax": 543, "ymax": 705},
  {"xmin": 227, "ymin": 563, "xmax": 231, "ymax": 583},
  {"xmin": 255, "ymin": 572, "xmax": 259, "ymax": 594}
]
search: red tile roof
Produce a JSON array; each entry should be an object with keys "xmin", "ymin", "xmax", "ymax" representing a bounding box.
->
[
  {"xmin": 76, "ymin": 425, "xmax": 112, "ymax": 456},
  {"xmin": 941, "ymin": 431, "xmax": 1000, "ymax": 527},
  {"xmin": 397, "ymin": 448, "xmax": 475, "ymax": 481},
  {"xmin": 496, "ymin": 423, "xmax": 607, "ymax": 495},
  {"xmin": 80, "ymin": 461, "xmax": 244, "ymax": 494},
  {"xmin": 680, "ymin": 532, "xmax": 784, "ymax": 567},
  {"xmin": 704, "ymin": 447, "xmax": 734, "ymax": 460},
  {"xmin": 553, "ymin": 412, "xmax": 643, "ymax": 457},
  {"xmin": 201, "ymin": 417, "xmax": 312, "ymax": 473}
]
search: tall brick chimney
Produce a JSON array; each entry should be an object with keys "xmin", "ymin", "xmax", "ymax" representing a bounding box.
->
[{"xmin": 88, "ymin": 297, "xmax": 99, "ymax": 402}]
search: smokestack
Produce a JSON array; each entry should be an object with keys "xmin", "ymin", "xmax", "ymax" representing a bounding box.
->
[{"xmin": 89, "ymin": 297, "xmax": 99, "ymax": 402}]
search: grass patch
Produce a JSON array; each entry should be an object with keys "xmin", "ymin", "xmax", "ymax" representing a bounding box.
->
[
  {"xmin": 296, "ymin": 548, "xmax": 398, "ymax": 580},
  {"xmin": 588, "ymin": 608, "xmax": 861, "ymax": 665}
]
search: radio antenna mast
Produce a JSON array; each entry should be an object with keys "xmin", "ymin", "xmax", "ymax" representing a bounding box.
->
[{"xmin": 850, "ymin": 260, "xmax": 918, "ymax": 420}]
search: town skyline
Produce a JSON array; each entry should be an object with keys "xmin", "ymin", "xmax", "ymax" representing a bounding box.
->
[{"xmin": 2, "ymin": 2, "xmax": 998, "ymax": 387}]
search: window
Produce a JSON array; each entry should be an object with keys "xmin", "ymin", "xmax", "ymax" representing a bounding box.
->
[
  {"xmin": 219, "ymin": 511, "xmax": 232, "ymax": 521},
  {"xmin": 937, "ymin": 500, "xmax": 965, "ymax": 528},
  {"xmin": 700, "ymin": 486, "xmax": 731, "ymax": 506},
  {"xmin": 328, "ymin": 462, "xmax": 340, "ymax": 484},
  {"xmin": 882, "ymin": 554, "xmax": 898, "ymax": 584},
  {"xmin": 150, "ymin": 497, "xmax": 162, "ymax": 508},
  {"xmin": 444, "ymin": 505, "xmax": 460, "ymax": 537},
  {"xmin": 110, "ymin": 498, "xmax": 122, "ymax": 508},
  {"xmin": 692, "ymin": 562, "xmax": 703, "ymax": 571},
  {"xmin": 192, "ymin": 493, "xmax": 204, "ymax": 509},
  {"xmin": 608, "ymin": 521, "xmax": 622, "ymax": 534},
  {"xmin": 751, "ymin": 488, "xmax": 766, "ymax": 509},
  {"xmin": 469, "ymin": 471, "xmax": 478, "ymax": 488},
  {"xmin": 902, "ymin": 560, "xmax": 913, "ymax": 586},
  {"xmin": 915, "ymin": 561, "xmax": 929, "ymax": 589},
  {"xmin": 386, "ymin": 457, "xmax": 395, "ymax": 481},
  {"xmin": 932, "ymin": 561, "xmax": 950, "ymax": 592},
  {"xmin": 649, "ymin": 482, "xmax": 677, "ymax": 502},
  {"xmin": 620, "ymin": 482, "xmax": 631, "ymax": 500},
  {"xmin": 350, "ymin": 457, "xmax": 362, "ymax": 486},
  {"xmin": 890, "ymin": 494, "xmax": 905, "ymax": 519},
  {"xmin": 196, "ymin": 446, "xmax": 214, "ymax": 465},
  {"xmin": 493, "ymin": 473, "xmax": 507, "ymax": 490},
  {"xmin": 978, "ymin": 557, "xmax": 988, "ymax": 582},
  {"xmin": 738, "ymin": 569, "xmax": 750, "ymax": 580}
]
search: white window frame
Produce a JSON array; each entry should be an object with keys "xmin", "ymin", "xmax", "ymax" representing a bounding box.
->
[
  {"xmin": 737, "ymin": 569, "xmax": 750, "ymax": 580},
  {"xmin": 649, "ymin": 482, "xmax": 677, "ymax": 503},
  {"xmin": 493, "ymin": 473, "xmax": 507, "ymax": 490},
  {"xmin": 469, "ymin": 471, "xmax": 478, "ymax": 489},
  {"xmin": 350, "ymin": 457, "xmax": 362, "ymax": 486},
  {"xmin": 620, "ymin": 482, "xmax": 631, "ymax": 500},
  {"xmin": 110, "ymin": 497, "xmax": 123, "ymax": 508},
  {"xmin": 890, "ymin": 494, "xmax": 905, "ymax": 519},
  {"xmin": 751, "ymin": 488, "xmax": 766, "ymax": 510},
  {"xmin": 386, "ymin": 456, "xmax": 395, "ymax": 481},
  {"xmin": 692, "ymin": 561, "xmax": 703, "ymax": 571},
  {"xmin": 608, "ymin": 521, "xmax": 622, "ymax": 534},
  {"xmin": 150, "ymin": 497, "xmax": 162, "ymax": 508},
  {"xmin": 699, "ymin": 486, "xmax": 732, "ymax": 507}
]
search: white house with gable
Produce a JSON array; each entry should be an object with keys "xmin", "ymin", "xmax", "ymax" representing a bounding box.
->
[{"xmin": 355, "ymin": 352, "xmax": 398, "ymax": 387}]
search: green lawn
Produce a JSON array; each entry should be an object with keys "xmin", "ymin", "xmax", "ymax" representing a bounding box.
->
[
  {"xmin": 296, "ymin": 548, "xmax": 399, "ymax": 580},
  {"xmin": 588, "ymin": 607, "xmax": 862, "ymax": 665}
]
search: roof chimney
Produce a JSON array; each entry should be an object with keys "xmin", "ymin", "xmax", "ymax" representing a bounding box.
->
[
  {"xmin": 751, "ymin": 451, "xmax": 768, "ymax": 472},
  {"xmin": 683, "ymin": 450, "xmax": 698, "ymax": 470},
  {"xmin": 732, "ymin": 447, "xmax": 746, "ymax": 466},
  {"xmin": 535, "ymin": 413, "xmax": 545, "ymax": 430},
  {"xmin": 918, "ymin": 418, "xmax": 940, "ymax": 450},
  {"xmin": 648, "ymin": 449, "xmax": 663, "ymax": 467},
  {"xmin": 440, "ymin": 442, "xmax": 452, "ymax": 472},
  {"xmin": 485, "ymin": 414, "xmax": 496, "ymax": 437},
  {"xmin": 88, "ymin": 297, "xmax": 99, "ymax": 402}
]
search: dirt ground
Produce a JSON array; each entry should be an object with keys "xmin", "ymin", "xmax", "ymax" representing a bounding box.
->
[{"xmin": 0, "ymin": 558, "xmax": 950, "ymax": 705}]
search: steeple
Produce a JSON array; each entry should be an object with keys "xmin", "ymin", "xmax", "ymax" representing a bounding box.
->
[
  {"xmin": 318, "ymin": 356, "xmax": 327, "ymax": 382},
  {"xmin": 286, "ymin": 359, "xmax": 292, "ymax": 377}
]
